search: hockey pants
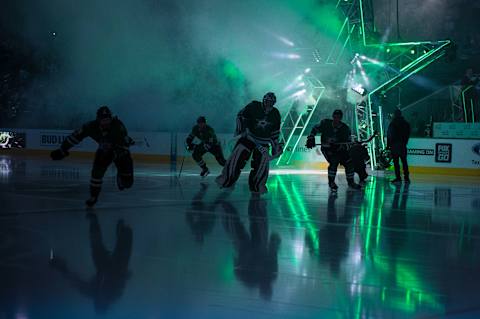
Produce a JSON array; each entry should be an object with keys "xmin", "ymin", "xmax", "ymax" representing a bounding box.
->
[
  {"xmin": 217, "ymin": 138, "xmax": 270, "ymax": 192},
  {"xmin": 90, "ymin": 149, "xmax": 134, "ymax": 198},
  {"xmin": 321, "ymin": 148, "xmax": 355, "ymax": 185},
  {"xmin": 192, "ymin": 143, "xmax": 226, "ymax": 169}
]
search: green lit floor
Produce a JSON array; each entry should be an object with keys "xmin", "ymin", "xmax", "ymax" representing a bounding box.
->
[{"xmin": 1, "ymin": 155, "xmax": 479, "ymax": 319}]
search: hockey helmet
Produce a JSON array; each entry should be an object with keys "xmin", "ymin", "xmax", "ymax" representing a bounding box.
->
[
  {"xmin": 96, "ymin": 106, "xmax": 112, "ymax": 120},
  {"xmin": 197, "ymin": 116, "xmax": 207, "ymax": 124},
  {"xmin": 332, "ymin": 109, "xmax": 343, "ymax": 118},
  {"xmin": 262, "ymin": 92, "xmax": 277, "ymax": 105}
]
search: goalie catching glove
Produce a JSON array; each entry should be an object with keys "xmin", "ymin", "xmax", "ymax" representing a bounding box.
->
[{"xmin": 271, "ymin": 143, "xmax": 283, "ymax": 158}]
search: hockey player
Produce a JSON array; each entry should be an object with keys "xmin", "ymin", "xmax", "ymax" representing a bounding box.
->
[
  {"xmin": 349, "ymin": 131, "xmax": 377, "ymax": 185},
  {"xmin": 216, "ymin": 92, "xmax": 282, "ymax": 194},
  {"xmin": 306, "ymin": 109, "xmax": 361, "ymax": 191},
  {"xmin": 185, "ymin": 116, "xmax": 226, "ymax": 177},
  {"xmin": 349, "ymin": 141, "xmax": 369, "ymax": 185},
  {"xmin": 50, "ymin": 106, "xmax": 134, "ymax": 207}
]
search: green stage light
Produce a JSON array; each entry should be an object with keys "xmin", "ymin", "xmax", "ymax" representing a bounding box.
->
[{"xmin": 410, "ymin": 49, "xmax": 416, "ymax": 55}]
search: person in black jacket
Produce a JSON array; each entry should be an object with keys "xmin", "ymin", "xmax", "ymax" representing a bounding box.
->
[{"xmin": 387, "ymin": 109, "xmax": 411, "ymax": 184}]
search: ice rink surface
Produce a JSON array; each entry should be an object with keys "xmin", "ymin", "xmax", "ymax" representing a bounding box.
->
[{"xmin": 1, "ymin": 154, "xmax": 480, "ymax": 319}]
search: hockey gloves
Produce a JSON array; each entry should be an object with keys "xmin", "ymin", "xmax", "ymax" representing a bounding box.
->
[
  {"xmin": 50, "ymin": 148, "xmax": 69, "ymax": 160},
  {"xmin": 126, "ymin": 136, "xmax": 135, "ymax": 146},
  {"xmin": 186, "ymin": 143, "xmax": 196, "ymax": 152},
  {"xmin": 306, "ymin": 135, "xmax": 316, "ymax": 149}
]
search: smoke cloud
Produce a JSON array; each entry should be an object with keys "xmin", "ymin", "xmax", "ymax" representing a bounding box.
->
[
  {"xmin": 1, "ymin": 0, "xmax": 344, "ymax": 132},
  {"xmin": 2, "ymin": 0, "xmax": 472, "ymax": 132}
]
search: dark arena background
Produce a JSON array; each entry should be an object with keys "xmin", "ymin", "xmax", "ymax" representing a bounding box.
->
[{"xmin": 1, "ymin": 0, "xmax": 480, "ymax": 318}]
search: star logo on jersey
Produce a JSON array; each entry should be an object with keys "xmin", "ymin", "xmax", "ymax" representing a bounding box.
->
[{"xmin": 256, "ymin": 118, "xmax": 270, "ymax": 130}]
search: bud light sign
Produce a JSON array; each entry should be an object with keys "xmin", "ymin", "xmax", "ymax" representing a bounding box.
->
[{"xmin": 40, "ymin": 133, "xmax": 69, "ymax": 146}]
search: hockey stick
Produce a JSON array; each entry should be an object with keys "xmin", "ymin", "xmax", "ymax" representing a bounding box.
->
[
  {"xmin": 178, "ymin": 145, "xmax": 189, "ymax": 179},
  {"xmin": 314, "ymin": 130, "xmax": 378, "ymax": 147},
  {"xmin": 178, "ymin": 155, "xmax": 186, "ymax": 178}
]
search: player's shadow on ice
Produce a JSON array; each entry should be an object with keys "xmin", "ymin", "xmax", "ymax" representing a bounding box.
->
[
  {"xmin": 218, "ymin": 195, "xmax": 281, "ymax": 300},
  {"xmin": 184, "ymin": 184, "xmax": 280, "ymax": 299},
  {"xmin": 185, "ymin": 183, "xmax": 233, "ymax": 244},
  {"xmin": 185, "ymin": 183, "xmax": 218, "ymax": 244},
  {"xmin": 305, "ymin": 191, "xmax": 364, "ymax": 276},
  {"xmin": 49, "ymin": 214, "xmax": 133, "ymax": 314},
  {"xmin": 385, "ymin": 183, "xmax": 409, "ymax": 257}
]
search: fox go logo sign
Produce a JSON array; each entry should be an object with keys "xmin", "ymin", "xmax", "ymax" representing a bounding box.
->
[{"xmin": 435, "ymin": 143, "xmax": 452, "ymax": 163}]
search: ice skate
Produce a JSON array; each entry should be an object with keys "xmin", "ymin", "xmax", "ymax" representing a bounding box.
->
[
  {"xmin": 348, "ymin": 182, "xmax": 362, "ymax": 190},
  {"xmin": 85, "ymin": 196, "xmax": 98, "ymax": 208},
  {"xmin": 329, "ymin": 182, "xmax": 339, "ymax": 192},
  {"xmin": 251, "ymin": 185, "xmax": 268, "ymax": 195},
  {"xmin": 200, "ymin": 167, "xmax": 210, "ymax": 177},
  {"xmin": 391, "ymin": 178, "xmax": 402, "ymax": 184}
]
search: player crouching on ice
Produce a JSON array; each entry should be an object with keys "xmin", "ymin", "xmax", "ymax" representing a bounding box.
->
[
  {"xmin": 185, "ymin": 116, "xmax": 226, "ymax": 177},
  {"xmin": 50, "ymin": 106, "xmax": 134, "ymax": 207},
  {"xmin": 216, "ymin": 92, "xmax": 282, "ymax": 194},
  {"xmin": 306, "ymin": 109, "xmax": 361, "ymax": 191}
]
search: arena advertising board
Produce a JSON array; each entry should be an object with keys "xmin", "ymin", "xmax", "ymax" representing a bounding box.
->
[
  {"xmin": 407, "ymin": 138, "xmax": 480, "ymax": 169},
  {"xmin": 0, "ymin": 130, "xmax": 25, "ymax": 148},
  {"xmin": 37, "ymin": 130, "xmax": 97, "ymax": 150},
  {"xmin": 0, "ymin": 129, "xmax": 171, "ymax": 155},
  {"xmin": 1, "ymin": 129, "xmax": 478, "ymax": 169},
  {"xmin": 277, "ymin": 137, "xmax": 479, "ymax": 168}
]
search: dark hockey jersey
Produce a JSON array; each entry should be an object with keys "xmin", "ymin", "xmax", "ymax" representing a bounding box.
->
[
  {"xmin": 309, "ymin": 119, "xmax": 351, "ymax": 149},
  {"xmin": 236, "ymin": 101, "xmax": 281, "ymax": 146},
  {"xmin": 186, "ymin": 125, "xmax": 219, "ymax": 146},
  {"xmin": 61, "ymin": 118, "xmax": 131, "ymax": 151}
]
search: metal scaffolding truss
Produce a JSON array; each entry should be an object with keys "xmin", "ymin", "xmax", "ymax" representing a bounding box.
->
[
  {"xmin": 275, "ymin": 0, "xmax": 452, "ymax": 168},
  {"xmin": 328, "ymin": 2, "xmax": 451, "ymax": 168},
  {"xmin": 274, "ymin": 0, "xmax": 371, "ymax": 166},
  {"xmin": 326, "ymin": 1, "xmax": 453, "ymax": 168},
  {"xmin": 327, "ymin": 0, "xmax": 375, "ymax": 65},
  {"xmin": 460, "ymin": 85, "xmax": 477, "ymax": 123},
  {"xmin": 363, "ymin": 40, "xmax": 451, "ymax": 167},
  {"xmin": 450, "ymin": 85, "xmax": 464, "ymax": 122},
  {"xmin": 275, "ymin": 75, "xmax": 325, "ymax": 166}
]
